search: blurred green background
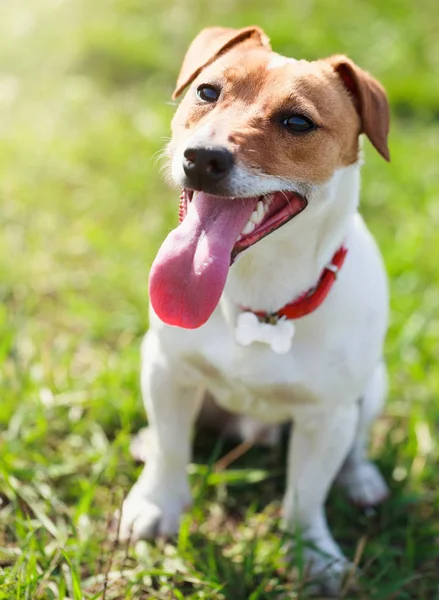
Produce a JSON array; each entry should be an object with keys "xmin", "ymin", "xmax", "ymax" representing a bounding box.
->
[{"xmin": 0, "ymin": 0, "xmax": 438, "ymax": 598}]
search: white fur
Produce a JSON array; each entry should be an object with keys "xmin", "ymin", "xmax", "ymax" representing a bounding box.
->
[
  {"xmin": 266, "ymin": 54, "xmax": 298, "ymax": 69},
  {"xmin": 121, "ymin": 138, "xmax": 389, "ymax": 595}
]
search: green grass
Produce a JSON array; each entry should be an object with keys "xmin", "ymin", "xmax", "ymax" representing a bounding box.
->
[{"xmin": 1, "ymin": 0, "xmax": 439, "ymax": 598}]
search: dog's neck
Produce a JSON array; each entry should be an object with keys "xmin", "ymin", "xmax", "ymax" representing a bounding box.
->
[{"xmin": 223, "ymin": 163, "xmax": 361, "ymax": 314}]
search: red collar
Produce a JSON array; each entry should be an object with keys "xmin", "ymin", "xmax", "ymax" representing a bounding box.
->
[{"xmin": 240, "ymin": 246, "xmax": 348, "ymax": 323}]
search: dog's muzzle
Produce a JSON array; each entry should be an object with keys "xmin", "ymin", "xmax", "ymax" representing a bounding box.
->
[{"xmin": 183, "ymin": 146, "xmax": 234, "ymax": 189}]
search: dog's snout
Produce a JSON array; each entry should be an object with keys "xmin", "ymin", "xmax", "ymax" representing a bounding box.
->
[{"xmin": 183, "ymin": 146, "xmax": 234, "ymax": 187}]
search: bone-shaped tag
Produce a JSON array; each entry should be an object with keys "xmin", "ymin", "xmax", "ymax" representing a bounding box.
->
[{"xmin": 235, "ymin": 311, "xmax": 295, "ymax": 354}]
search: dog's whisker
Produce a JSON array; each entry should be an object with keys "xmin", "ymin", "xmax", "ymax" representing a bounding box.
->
[
  {"xmin": 150, "ymin": 148, "xmax": 169, "ymax": 165},
  {"xmin": 279, "ymin": 190, "xmax": 293, "ymax": 209}
]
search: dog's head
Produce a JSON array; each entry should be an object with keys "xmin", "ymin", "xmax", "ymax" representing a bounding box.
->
[{"xmin": 150, "ymin": 26, "xmax": 390, "ymax": 329}]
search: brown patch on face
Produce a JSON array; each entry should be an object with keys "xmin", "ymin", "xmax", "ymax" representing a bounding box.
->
[
  {"xmin": 172, "ymin": 27, "xmax": 271, "ymax": 99},
  {"xmin": 170, "ymin": 47, "xmax": 364, "ymax": 186}
]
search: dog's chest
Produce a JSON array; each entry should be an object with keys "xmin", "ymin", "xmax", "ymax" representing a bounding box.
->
[{"xmin": 183, "ymin": 329, "xmax": 322, "ymax": 423}]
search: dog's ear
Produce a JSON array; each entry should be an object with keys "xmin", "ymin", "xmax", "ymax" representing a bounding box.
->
[
  {"xmin": 326, "ymin": 55, "xmax": 390, "ymax": 161},
  {"xmin": 173, "ymin": 26, "xmax": 271, "ymax": 100}
]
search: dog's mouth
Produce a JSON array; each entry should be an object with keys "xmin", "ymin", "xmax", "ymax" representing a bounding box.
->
[
  {"xmin": 149, "ymin": 189, "xmax": 307, "ymax": 329},
  {"xmin": 178, "ymin": 189, "xmax": 307, "ymax": 262}
]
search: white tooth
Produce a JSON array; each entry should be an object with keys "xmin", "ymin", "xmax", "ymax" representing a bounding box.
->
[
  {"xmin": 236, "ymin": 234, "xmax": 242, "ymax": 241},
  {"xmin": 250, "ymin": 209, "xmax": 259, "ymax": 224},
  {"xmin": 264, "ymin": 194, "xmax": 273, "ymax": 207},
  {"xmin": 242, "ymin": 221, "xmax": 255, "ymax": 235},
  {"xmin": 250, "ymin": 202, "xmax": 265, "ymax": 225},
  {"xmin": 192, "ymin": 191, "xmax": 198, "ymax": 201}
]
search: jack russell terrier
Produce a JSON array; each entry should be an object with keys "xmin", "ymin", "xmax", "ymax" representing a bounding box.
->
[{"xmin": 120, "ymin": 26, "xmax": 391, "ymax": 595}]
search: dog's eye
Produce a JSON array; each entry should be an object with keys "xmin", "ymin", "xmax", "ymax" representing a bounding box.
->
[
  {"xmin": 282, "ymin": 115, "xmax": 315, "ymax": 132},
  {"xmin": 196, "ymin": 85, "xmax": 220, "ymax": 103}
]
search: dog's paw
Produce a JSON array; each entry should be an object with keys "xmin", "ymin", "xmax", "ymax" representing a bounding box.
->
[
  {"xmin": 117, "ymin": 480, "xmax": 191, "ymax": 541},
  {"xmin": 337, "ymin": 460, "xmax": 389, "ymax": 507},
  {"xmin": 287, "ymin": 527, "xmax": 354, "ymax": 597},
  {"xmin": 303, "ymin": 548, "xmax": 356, "ymax": 597}
]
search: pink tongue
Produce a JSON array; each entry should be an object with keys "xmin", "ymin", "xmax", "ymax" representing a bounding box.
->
[{"xmin": 149, "ymin": 192, "xmax": 257, "ymax": 328}]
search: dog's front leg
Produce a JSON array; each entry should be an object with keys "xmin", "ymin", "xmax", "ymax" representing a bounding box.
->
[
  {"xmin": 120, "ymin": 349, "xmax": 203, "ymax": 541},
  {"xmin": 283, "ymin": 404, "xmax": 359, "ymax": 596}
]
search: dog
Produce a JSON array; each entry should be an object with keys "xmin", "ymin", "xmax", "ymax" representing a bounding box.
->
[{"xmin": 120, "ymin": 26, "xmax": 391, "ymax": 595}]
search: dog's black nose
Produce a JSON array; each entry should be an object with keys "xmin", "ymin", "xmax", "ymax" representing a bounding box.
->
[{"xmin": 183, "ymin": 146, "xmax": 234, "ymax": 187}]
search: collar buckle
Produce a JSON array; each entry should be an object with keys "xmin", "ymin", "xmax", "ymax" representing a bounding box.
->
[
  {"xmin": 325, "ymin": 262, "xmax": 340, "ymax": 279},
  {"xmin": 257, "ymin": 313, "xmax": 280, "ymax": 325}
]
